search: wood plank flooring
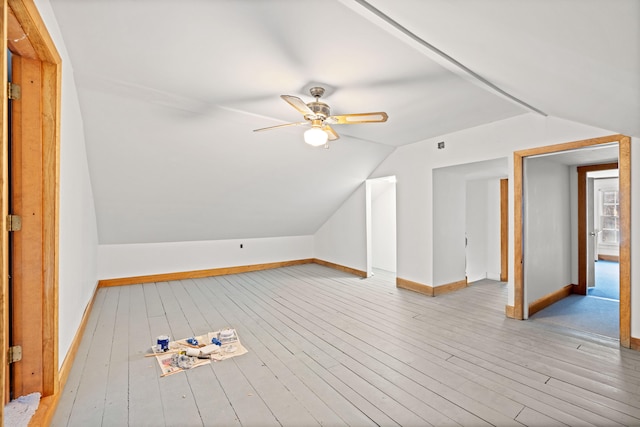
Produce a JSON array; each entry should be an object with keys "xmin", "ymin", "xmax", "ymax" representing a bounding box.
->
[{"xmin": 51, "ymin": 265, "xmax": 640, "ymax": 426}]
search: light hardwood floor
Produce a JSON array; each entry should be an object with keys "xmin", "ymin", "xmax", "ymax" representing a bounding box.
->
[{"xmin": 52, "ymin": 264, "xmax": 640, "ymax": 426}]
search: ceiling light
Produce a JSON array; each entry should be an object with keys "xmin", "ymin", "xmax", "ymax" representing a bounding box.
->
[{"xmin": 304, "ymin": 126, "xmax": 328, "ymax": 147}]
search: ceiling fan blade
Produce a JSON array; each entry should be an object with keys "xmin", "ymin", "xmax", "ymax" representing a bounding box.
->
[
  {"xmin": 326, "ymin": 112, "xmax": 388, "ymax": 125},
  {"xmin": 253, "ymin": 121, "xmax": 308, "ymax": 132},
  {"xmin": 281, "ymin": 95, "xmax": 314, "ymax": 116},
  {"xmin": 323, "ymin": 124, "xmax": 340, "ymax": 141}
]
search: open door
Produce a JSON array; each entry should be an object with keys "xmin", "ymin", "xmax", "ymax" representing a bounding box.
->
[
  {"xmin": 577, "ymin": 162, "xmax": 618, "ymax": 295},
  {"xmin": 586, "ymin": 176, "xmax": 596, "ymax": 291},
  {"xmin": 1, "ymin": 0, "xmax": 62, "ymax": 416}
]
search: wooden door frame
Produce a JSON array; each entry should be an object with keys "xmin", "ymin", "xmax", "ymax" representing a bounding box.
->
[
  {"xmin": 1, "ymin": 0, "xmax": 60, "ymax": 414},
  {"xmin": 576, "ymin": 162, "xmax": 618, "ymax": 295},
  {"xmin": 511, "ymin": 134, "xmax": 632, "ymax": 348},
  {"xmin": 500, "ymin": 178, "xmax": 508, "ymax": 282}
]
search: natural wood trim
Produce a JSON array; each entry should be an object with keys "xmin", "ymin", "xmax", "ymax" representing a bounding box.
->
[
  {"xmin": 26, "ymin": 394, "xmax": 58, "ymax": 427},
  {"xmin": 433, "ymin": 278, "xmax": 468, "ymax": 296},
  {"xmin": 505, "ymin": 305, "xmax": 515, "ymax": 319},
  {"xmin": 11, "ymin": 55, "xmax": 45, "ymax": 397},
  {"xmin": 1, "ymin": 1, "xmax": 61, "ymax": 415},
  {"xmin": 98, "ymin": 259, "xmax": 316, "ymax": 288},
  {"xmin": 57, "ymin": 283, "xmax": 98, "ymax": 396},
  {"xmin": 396, "ymin": 277, "xmax": 434, "ymax": 296},
  {"xmin": 7, "ymin": 0, "xmax": 60, "ymax": 63},
  {"xmin": 577, "ymin": 162, "xmax": 618, "ymax": 295},
  {"xmin": 500, "ymin": 178, "xmax": 508, "ymax": 282},
  {"xmin": 7, "ymin": 6, "xmax": 36, "ymax": 59},
  {"xmin": 514, "ymin": 134, "xmax": 625, "ymax": 158},
  {"xmin": 43, "ymin": 58, "xmax": 61, "ymax": 397},
  {"xmin": 312, "ymin": 259, "xmax": 367, "ymax": 278},
  {"xmin": 528, "ymin": 284, "xmax": 573, "ymax": 317},
  {"xmin": 1, "ymin": 0, "xmax": 8, "ymax": 409},
  {"xmin": 631, "ymin": 337, "xmax": 640, "ymax": 352},
  {"xmin": 513, "ymin": 152, "xmax": 524, "ymax": 319},
  {"xmin": 618, "ymin": 136, "xmax": 631, "ymax": 348},
  {"xmin": 597, "ymin": 255, "xmax": 619, "ymax": 262}
]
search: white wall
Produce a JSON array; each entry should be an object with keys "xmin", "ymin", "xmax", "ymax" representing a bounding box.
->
[
  {"xmin": 35, "ymin": 0, "xmax": 100, "ymax": 367},
  {"xmin": 523, "ymin": 157, "xmax": 572, "ymax": 307},
  {"xmin": 315, "ymin": 113, "xmax": 618, "ymax": 301},
  {"xmin": 98, "ymin": 235, "xmax": 314, "ymax": 280},
  {"xmin": 486, "ymin": 180, "xmax": 502, "ymax": 280},
  {"xmin": 433, "ymin": 170, "xmax": 466, "ymax": 286},
  {"xmin": 371, "ymin": 182, "xmax": 396, "ymax": 272},
  {"xmin": 465, "ymin": 179, "xmax": 501, "ymax": 283},
  {"xmin": 314, "ymin": 183, "xmax": 368, "ymax": 272}
]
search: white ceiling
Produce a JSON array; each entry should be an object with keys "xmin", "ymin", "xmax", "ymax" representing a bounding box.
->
[{"xmin": 48, "ymin": 0, "xmax": 639, "ymax": 244}]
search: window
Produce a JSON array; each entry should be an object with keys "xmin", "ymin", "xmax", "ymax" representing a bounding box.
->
[{"xmin": 600, "ymin": 189, "xmax": 619, "ymax": 244}]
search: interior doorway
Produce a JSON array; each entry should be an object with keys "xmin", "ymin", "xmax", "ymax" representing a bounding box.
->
[
  {"xmin": 365, "ymin": 176, "xmax": 397, "ymax": 278},
  {"xmin": 432, "ymin": 158, "xmax": 508, "ymax": 292},
  {"xmin": 513, "ymin": 135, "xmax": 631, "ymax": 348},
  {"xmin": 583, "ymin": 167, "xmax": 620, "ymax": 301}
]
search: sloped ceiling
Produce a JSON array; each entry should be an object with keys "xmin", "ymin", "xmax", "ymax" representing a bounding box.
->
[{"xmin": 48, "ymin": 0, "xmax": 639, "ymax": 244}]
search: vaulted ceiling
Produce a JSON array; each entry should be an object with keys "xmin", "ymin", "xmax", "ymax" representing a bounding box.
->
[{"xmin": 48, "ymin": 0, "xmax": 639, "ymax": 244}]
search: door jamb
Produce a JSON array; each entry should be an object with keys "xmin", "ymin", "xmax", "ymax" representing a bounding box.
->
[{"xmin": 500, "ymin": 178, "xmax": 508, "ymax": 282}]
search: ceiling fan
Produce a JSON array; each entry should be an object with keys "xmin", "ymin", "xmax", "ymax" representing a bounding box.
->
[{"xmin": 253, "ymin": 87, "xmax": 388, "ymax": 148}]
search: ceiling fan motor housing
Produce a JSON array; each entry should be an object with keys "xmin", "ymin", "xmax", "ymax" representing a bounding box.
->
[{"xmin": 305, "ymin": 102, "xmax": 331, "ymax": 120}]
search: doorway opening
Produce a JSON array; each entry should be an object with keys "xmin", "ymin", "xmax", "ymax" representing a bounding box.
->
[
  {"xmin": 365, "ymin": 176, "xmax": 397, "ymax": 280},
  {"xmin": 585, "ymin": 168, "xmax": 619, "ymax": 302},
  {"xmin": 431, "ymin": 158, "xmax": 508, "ymax": 301},
  {"xmin": 513, "ymin": 135, "xmax": 631, "ymax": 347}
]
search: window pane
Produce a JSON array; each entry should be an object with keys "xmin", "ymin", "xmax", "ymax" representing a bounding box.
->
[
  {"xmin": 601, "ymin": 230, "xmax": 618, "ymax": 243},
  {"xmin": 603, "ymin": 205, "xmax": 618, "ymax": 216},
  {"xmin": 602, "ymin": 216, "xmax": 618, "ymax": 229},
  {"xmin": 603, "ymin": 191, "xmax": 618, "ymax": 204}
]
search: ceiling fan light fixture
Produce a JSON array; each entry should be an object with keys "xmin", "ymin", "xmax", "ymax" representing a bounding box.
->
[{"xmin": 304, "ymin": 126, "xmax": 328, "ymax": 147}]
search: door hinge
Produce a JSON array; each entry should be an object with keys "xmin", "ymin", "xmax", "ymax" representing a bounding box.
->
[
  {"xmin": 7, "ymin": 82, "xmax": 21, "ymax": 100},
  {"xmin": 8, "ymin": 345, "xmax": 22, "ymax": 364},
  {"xmin": 7, "ymin": 214, "xmax": 22, "ymax": 232}
]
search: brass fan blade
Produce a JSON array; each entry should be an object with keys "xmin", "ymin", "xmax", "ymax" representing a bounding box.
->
[
  {"xmin": 326, "ymin": 112, "xmax": 388, "ymax": 125},
  {"xmin": 253, "ymin": 121, "xmax": 308, "ymax": 132},
  {"xmin": 281, "ymin": 95, "xmax": 314, "ymax": 116},
  {"xmin": 323, "ymin": 124, "xmax": 340, "ymax": 141}
]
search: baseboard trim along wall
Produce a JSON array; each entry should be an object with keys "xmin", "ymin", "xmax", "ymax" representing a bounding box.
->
[
  {"xmin": 528, "ymin": 284, "xmax": 574, "ymax": 317},
  {"xmin": 631, "ymin": 337, "xmax": 640, "ymax": 351},
  {"xmin": 396, "ymin": 277, "xmax": 468, "ymax": 297},
  {"xmin": 312, "ymin": 259, "xmax": 367, "ymax": 278},
  {"xmin": 98, "ymin": 258, "xmax": 368, "ymax": 288},
  {"xmin": 434, "ymin": 278, "xmax": 468, "ymax": 296},
  {"xmin": 505, "ymin": 305, "xmax": 516, "ymax": 319},
  {"xmin": 98, "ymin": 259, "xmax": 315, "ymax": 287},
  {"xmin": 598, "ymin": 254, "xmax": 619, "ymax": 262},
  {"xmin": 396, "ymin": 277, "xmax": 435, "ymax": 296}
]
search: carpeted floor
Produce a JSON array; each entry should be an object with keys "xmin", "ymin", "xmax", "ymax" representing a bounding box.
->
[
  {"xmin": 530, "ymin": 295, "xmax": 619, "ymax": 339},
  {"xmin": 530, "ymin": 260, "xmax": 620, "ymax": 339},
  {"xmin": 587, "ymin": 260, "xmax": 619, "ymax": 300}
]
